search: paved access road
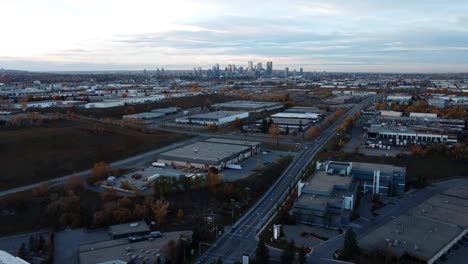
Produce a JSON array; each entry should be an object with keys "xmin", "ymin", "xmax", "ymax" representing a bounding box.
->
[{"xmin": 196, "ymin": 100, "xmax": 369, "ymax": 264}]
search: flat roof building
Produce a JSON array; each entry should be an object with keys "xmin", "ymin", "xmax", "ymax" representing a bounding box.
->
[
  {"xmin": 294, "ymin": 161, "xmax": 406, "ymax": 228},
  {"xmin": 211, "ymin": 100, "xmax": 283, "ymax": 112},
  {"xmin": 359, "ymin": 183, "xmax": 468, "ymax": 264},
  {"xmin": 108, "ymin": 221, "xmax": 150, "ymax": 239},
  {"xmin": 294, "ymin": 170, "xmax": 356, "ymax": 228},
  {"xmin": 176, "ymin": 111, "xmax": 249, "ymax": 126},
  {"xmin": 123, "ymin": 112, "xmax": 165, "ymax": 120},
  {"xmin": 157, "ymin": 138, "xmax": 260, "ymax": 170}
]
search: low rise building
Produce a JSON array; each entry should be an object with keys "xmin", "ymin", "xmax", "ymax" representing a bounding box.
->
[
  {"xmin": 157, "ymin": 138, "xmax": 260, "ymax": 170},
  {"xmin": 211, "ymin": 100, "xmax": 283, "ymax": 113},
  {"xmin": 359, "ymin": 183, "xmax": 468, "ymax": 264},
  {"xmin": 108, "ymin": 221, "xmax": 150, "ymax": 239},
  {"xmin": 293, "ymin": 161, "xmax": 406, "ymax": 228},
  {"xmin": 176, "ymin": 111, "xmax": 249, "ymax": 125},
  {"xmin": 123, "ymin": 112, "xmax": 165, "ymax": 121}
]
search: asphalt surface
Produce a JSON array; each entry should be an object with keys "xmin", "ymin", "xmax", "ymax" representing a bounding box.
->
[{"xmin": 195, "ymin": 100, "xmax": 369, "ymax": 264}]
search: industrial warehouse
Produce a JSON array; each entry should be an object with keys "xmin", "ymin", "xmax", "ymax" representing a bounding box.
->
[
  {"xmin": 254, "ymin": 106, "xmax": 323, "ymax": 133},
  {"xmin": 156, "ymin": 138, "xmax": 261, "ymax": 170},
  {"xmin": 364, "ymin": 112, "xmax": 464, "ymax": 146},
  {"xmin": 359, "ymin": 183, "xmax": 468, "ymax": 264},
  {"xmin": 293, "ymin": 161, "xmax": 406, "ymax": 228},
  {"xmin": 211, "ymin": 100, "xmax": 283, "ymax": 112},
  {"xmin": 123, "ymin": 107, "xmax": 181, "ymax": 121},
  {"xmin": 175, "ymin": 110, "xmax": 249, "ymax": 125}
]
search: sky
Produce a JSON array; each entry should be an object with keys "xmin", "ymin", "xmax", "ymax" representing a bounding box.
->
[{"xmin": 1, "ymin": 0, "xmax": 468, "ymax": 72}]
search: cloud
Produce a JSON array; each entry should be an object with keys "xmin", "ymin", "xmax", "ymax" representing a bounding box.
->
[{"xmin": 1, "ymin": 0, "xmax": 468, "ymax": 72}]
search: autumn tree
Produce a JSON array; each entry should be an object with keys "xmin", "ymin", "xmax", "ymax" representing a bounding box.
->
[
  {"xmin": 20, "ymin": 101, "xmax": 28, "ymax": 110},
  {"xmin": 177, "ymin": 209, "xmax": 184, "ymax": 223},
  {"xmin": 151, "ymin": 200, "xmax": 170, "ymax": 227},
  {"xmin": 37, "ymin": 182, "xmax": 49, "ymax": 196},
  {"xmin": 121, "ymin": 93, "xmax": 128, "ymax": 98},
  {"xmin": 230, "ymin": 118, "xmax": 244, "ymax": 130},
  {"xmin": 65, "ymin": 175, "xmax": 85, "ymax": 191},
  {"xmin": 91, "ymin": 162, "xmax": 110, "ymax": 180},
  {"xmin": 124, "ymin": 106, "xmax": 136, "ymax": 115},
  {"xmin": 101, "ymin": 188, "xmax": 118, "ymax": 202},
  {"xmin": 305, "ymin": 127, "xmax": 321, "ymax": 140},
  {"xmin": 207, "ymin": 123, "xmax": 218, "ymax": 132},
  {"xmin": 269, "ymin": 123, "xmax": 281, "ymax": 146},
  {"xmin": 207, "ymin": 166, "xmax": 221, "ymax": 186},
  {"xmin": 120, "ymin": 180, "xmax": 132, "ymax": 190},
  {"xmin": 410, "ymin": 146, "xmax": 424, "ymax": 157}
]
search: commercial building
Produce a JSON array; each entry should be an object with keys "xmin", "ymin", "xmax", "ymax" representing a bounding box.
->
[
  {"xmin": 13, "ymin": 100, "xmax": 59, "ymax": 109},
  {"xmin": 366, "ymin": 124, "xmax": 458, "ymax": 144},
  {"xmin": 85, "ymin": 95, "xmax": 165, "ymax": 108},
  {"xmin": 175, "ymin": 111, "xmax": 249, "ymax": 126},
  {"xmin": 293, "ymin": 161, "xmax": 405, "ymax": 228},
  {"xmin": 123, "ymin": 112, "xmax": 165, "ymax": 121},
  {"xmin": 386, "ymin": 95, "xmax": 412, "ymax": 104},
  {"xmin": 255, "ymin": 106, "xmax": 323, "ymax": 133},
  {"xmin": 359, "ymin": 183, "xmax": 468, "ymax": 264},
  {"xmin": 211, "ymin": 100, "xmax": 283, "ymax": 113},
  {"xmin": 254, "ymin": 117, "xmax": 314, "ymax": 133},
  {"xmin": 157, "ymin": 138, "xmax": 261, "ymax": 170},
  {"xmin": 293, "ymin": 169, "xmax": 356, "ymax": 228},
  {"xmin": 108, "ymin": 221, "xmax": 150, "ymax": 239},
  {"xmin": 284, "ymin": 106, "xmax": 322, "ymax": 115},
  {"xmin": 150, "ymin": 107, "xmax": 181, "ymax": 115}
]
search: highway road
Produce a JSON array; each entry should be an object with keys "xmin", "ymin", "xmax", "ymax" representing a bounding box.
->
[{"xmin": 195, "ymin": 99, "xmax": 369, "ymax": 264}]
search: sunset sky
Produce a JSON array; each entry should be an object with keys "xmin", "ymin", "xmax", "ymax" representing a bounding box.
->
[{"xmin": 1, "ymin": 0, "xmax": 468, "ymax": 72}]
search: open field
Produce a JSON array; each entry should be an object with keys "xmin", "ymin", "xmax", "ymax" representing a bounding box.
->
[{"xmin": 0, "ymin": 120, "xmax": 189, "ymax": 190}]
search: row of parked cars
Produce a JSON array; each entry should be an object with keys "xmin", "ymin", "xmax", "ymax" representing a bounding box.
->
[{"xmin": 128, "ymin": 231, "xmax": 162, "ymax": 243}]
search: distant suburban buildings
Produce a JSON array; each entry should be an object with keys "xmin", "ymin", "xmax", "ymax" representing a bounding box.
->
[{"xmin": 293, "ymin": 161, "xmax": 406, "ymax": 228}]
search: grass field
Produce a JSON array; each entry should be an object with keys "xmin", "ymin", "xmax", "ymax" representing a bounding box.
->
[{"xmin": 0, "ymin": 120, "xmax": 189, "ymax": 191}]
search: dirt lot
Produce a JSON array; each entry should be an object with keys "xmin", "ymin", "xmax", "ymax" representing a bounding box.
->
[{"xmin": 0, "ymin": 120, "xmax": 188, "ymax": 190}]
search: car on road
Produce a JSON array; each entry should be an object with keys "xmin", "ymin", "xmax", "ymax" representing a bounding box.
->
[
  {"xmin": 149, "ymin": 231, "xmax": 162, "ymax": 238},
  {"xmin": 333, "ymin": 249, "xmax": 344, "ymax": 260},
  {"xmin": 230, "ymin": 227, "xmax": 237, "ymax": 233}
]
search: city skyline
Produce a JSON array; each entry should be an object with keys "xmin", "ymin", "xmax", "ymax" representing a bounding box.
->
[{"xmin": 1, "ymin": 0, "xmax": 468, "ymax": 72}]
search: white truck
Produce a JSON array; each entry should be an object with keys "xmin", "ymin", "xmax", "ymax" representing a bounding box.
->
[
  {"xmin": 152, "ymin": 162, "xmax": 166, "ymax": 167},
  {"xmin": 225, "ymin": 164, "xmax": 242, "ymax": 170},
  {"xmin": 146, "ymin": 174, "xmax": 160, "ymax": 182}
]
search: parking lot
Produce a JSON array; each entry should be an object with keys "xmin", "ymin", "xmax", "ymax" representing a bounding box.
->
[
  {"xmin": 54, "ymin": 228, "xmax": 110, "ymax": 264},
  {"xmin": 221, "ymin": 150, "xmax": 296, "ymax": 182}
]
